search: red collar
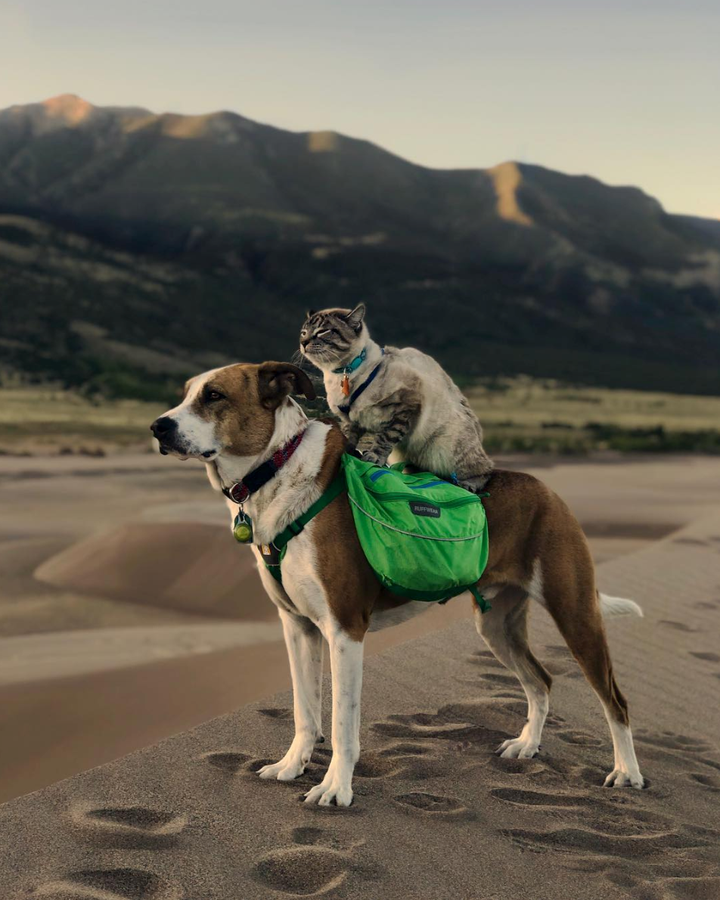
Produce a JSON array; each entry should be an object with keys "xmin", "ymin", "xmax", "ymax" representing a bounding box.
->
[{"xmin": 223, "ymin": 430, "xmax": 306, "ymax": 505}]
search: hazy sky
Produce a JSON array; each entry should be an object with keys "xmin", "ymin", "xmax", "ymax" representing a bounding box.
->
[{"xmin": 1, "ymin": 0, "xmax": 718, "ymax": 218}]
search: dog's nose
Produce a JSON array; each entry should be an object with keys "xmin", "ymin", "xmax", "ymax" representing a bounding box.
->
[{"xmin": 151, "ymin": 416, "xmax": 177, "ymax": 438}]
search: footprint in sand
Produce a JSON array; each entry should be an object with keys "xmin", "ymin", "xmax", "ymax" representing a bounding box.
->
[
  {"xmin": 555, "ymin": 729, "xmax": 604, "ymax": 748},
  {"xmin": 673, "ymin": 537, "xmax": 709, "ymax": 547},
  {"xmin": 689, "ymin": 651, "xmax": 720, "ymax": 663},
  {"xmin": 312, "ymin": 745, "xmax": 400, "ymax": 779},
  {"xmin": 372, "ymin": 699, "xmax": 526, "ymax": 751},
  {"xmin": 393, "ymin": 791, "xmax": 471, "ymax": 817},
  {"xmin": 688, "ymin": 773, "xmax": 720, "ymax": 792},
  {"xmin": 545, "ymin": 644, "xmax": 573, "ymax": 658},
  {"xmin": 313, "ymin": 743, "xmax": 445, "ymax": 782},
  {"xmin": 658, "ymin": 620, "xmax": 699, "ymax": 633},
  {"xmin": 504, "ymin": 825, "xmax": 710, "ymax": 859},
  {"xmin": 253, "ymin": 826, "xmax": 365, "ymax": 897},
  {"xmin": 201, "ymin": 750, "xmax": 251, "ymax": 773},
  {"xmin": 32, "ymin": 867, "xmax": 182, "ymax": 900},
  {"xmin": 466, "ymin": 650, "xmax": 506, "ymax": 668},
  {"xmin": 70, "ymin": 805, "xmax": 188, "ymax": 849},
  {"xmin": 291, "ymin": 826, "xmax": 365, "ymax": 852},
  {"xmin": 694, "ymin": 600, "xmax": 720, "ymax": 610},
  {"xmin": 663, "ymin": 877, "xmax": 720, "ymax": 900},
  {"xmin": 257, "ymin": 707, "xmax": 294, "ymax": 720},
  {"xmin": 491, "ymin": 787, "xmax": 597, "ymax": 809},
  {"xmin": 635, "ymin": 730, "xmax": 716, "ymax": 755},
  {"xmin": 479, "ymin": 672, "xmax": 520, "ymax": 687},
  {"xmin": 633, "ymin": 730, "xmax": 720, "ymax": 776}
]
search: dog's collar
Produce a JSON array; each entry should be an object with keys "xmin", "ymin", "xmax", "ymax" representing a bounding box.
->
[
  {"xmin": 332, "ymin": 347, "xmax": 367, "ymax": 375},
  {"xmin": 223, "ymin": 430, "xmax": 306, "ymax": 505}
]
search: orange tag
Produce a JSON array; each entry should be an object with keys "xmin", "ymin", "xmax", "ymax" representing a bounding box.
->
[{"xmin": 341, "ymin": 374, "xmax": 350, "ymax": 396}]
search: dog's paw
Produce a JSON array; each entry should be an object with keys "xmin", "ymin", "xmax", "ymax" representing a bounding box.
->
[
  {"xmin": 258, "ymin": 760, "xmax": 306, "ymax": 781},
  {"xmin": 496, "ymin": 736, "xmax": 540, "ymax": 759},
  {"xmin": 304, "ymin": 775, "xmax": 354, "ymax": 807},
  {"xmin": 603, "ymin": 767, "xmax": 646, "ymax": 789},
  {"xmin": 258, "ymin": 748, "xmax": 313, "ymax": 782}
]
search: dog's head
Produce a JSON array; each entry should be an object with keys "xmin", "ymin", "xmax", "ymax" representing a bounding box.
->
[{"xmin": 150, "ymin": 362, "xmax": 316, "ymax": 461}]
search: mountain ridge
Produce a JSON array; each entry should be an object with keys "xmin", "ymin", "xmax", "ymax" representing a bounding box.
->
[{"xmin": 1, "ymin": 95, "xmax": 719, "ymax": 399}]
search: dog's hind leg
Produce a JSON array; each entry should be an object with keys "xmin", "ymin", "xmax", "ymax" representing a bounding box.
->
[
  {"xmin": 531, "ymin": 553, "xmax": 645, "ymax": 789},
  {"xmin": 474, "ymin": 586, "xmax": 552, "ymax": 759}
]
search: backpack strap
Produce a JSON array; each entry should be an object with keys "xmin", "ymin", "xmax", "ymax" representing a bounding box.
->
[
  {"xmin": 470, "ymin": 585, "xmax": 492, "ymax": 614},
  {"xmin": 260, "ymin": 470, "xmax": 347, "ymax": 584}
]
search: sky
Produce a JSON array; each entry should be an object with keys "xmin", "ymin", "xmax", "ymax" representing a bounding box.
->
[{"xmin": 0, "ymin": 0, "xmax": 718, "ymax": 218}]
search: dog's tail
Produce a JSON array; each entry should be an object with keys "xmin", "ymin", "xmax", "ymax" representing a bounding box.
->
[{"xmin": 598, "ymin": 592, "xmax": 644, "ymax": 619}]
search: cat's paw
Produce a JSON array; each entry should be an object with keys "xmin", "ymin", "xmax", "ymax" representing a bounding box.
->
[{"xmin": 360, "ymin": 451, "xmax": 386, "ymax": 465}]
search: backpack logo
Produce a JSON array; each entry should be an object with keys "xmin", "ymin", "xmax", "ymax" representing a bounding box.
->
[{"xmin": 409, "ymin": 500, "xmax": 441, "ymax": 518}]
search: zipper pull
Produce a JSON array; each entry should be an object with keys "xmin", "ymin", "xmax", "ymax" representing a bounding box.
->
[{"xmin": 341, "ymin": 374, "xmax": 350, "ymax": 397}]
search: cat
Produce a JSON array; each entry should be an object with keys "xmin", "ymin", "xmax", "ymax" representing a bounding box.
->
[{"xmin": 299, "ymin": 304, "xmax": 494, "ymax": 491}]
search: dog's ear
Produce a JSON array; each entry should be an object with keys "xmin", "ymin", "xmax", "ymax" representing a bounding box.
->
[
  {"xmin": 343, "ymin": 303, "xmax": 366, "ymax": 332},
  {"xmin": 258, "ymin": 362, "xmax": 317, "ymax": 409}
]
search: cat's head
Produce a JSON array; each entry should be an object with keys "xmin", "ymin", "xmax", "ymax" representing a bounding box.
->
[{"xmin": 299, "ymin": 304, "xmax": 368, "ymax": 369}]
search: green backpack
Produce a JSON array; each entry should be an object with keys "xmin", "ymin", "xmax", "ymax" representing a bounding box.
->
[
  {"xmin": 341, "ymin": 454, "xmax": 490, "ymax": 609},
  {"xmin": 249, "ymin": 453, "xmax": 490, "ymax": 611}
]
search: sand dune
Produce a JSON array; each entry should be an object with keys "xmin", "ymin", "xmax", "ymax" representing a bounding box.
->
[
  {"xmin": 1, "ymin": 509, "xmax": 720, "ymax": 897},
  {"xmin": 35, "ymin": 522, "xmax": 275, "ymax": 621}
]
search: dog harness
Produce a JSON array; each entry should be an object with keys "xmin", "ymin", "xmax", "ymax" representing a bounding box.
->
[
  {"xmin": 254, "ymin": 472, "xmax": 347, "ymax": 583},
  {"xmin": 231, "ymin": 451, "xmax": 490, "ymax": 612}
]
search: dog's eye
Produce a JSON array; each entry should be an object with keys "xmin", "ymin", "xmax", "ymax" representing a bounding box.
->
[{"xmin": 206, "ymin": 390, "xmax": 225, "ymax": 402}]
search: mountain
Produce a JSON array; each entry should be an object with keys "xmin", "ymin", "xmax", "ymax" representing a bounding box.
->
[{"xmin": 1, "ymin": 94, "xmax": 719, "ymax": 399}]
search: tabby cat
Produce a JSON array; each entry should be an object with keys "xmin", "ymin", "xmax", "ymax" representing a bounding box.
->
[{"xmin": 299, "ymin": 304, "xmax": 494, "ymax": 491}]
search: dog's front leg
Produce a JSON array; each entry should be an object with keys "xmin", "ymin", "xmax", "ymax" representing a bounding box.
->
[
  {"xmin": 258, "ymin": 610, "xmax": 324, "ymax": 782},
  {"xmin": 304, "ymin": 626, "xmax": 363, "ymax": 807}
]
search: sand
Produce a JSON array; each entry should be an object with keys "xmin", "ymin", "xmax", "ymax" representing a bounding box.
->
[
  {"xmin": 1, "ymin": 506, "xmax": 719, "ymax": 899},
  {"xmin": 2, "ymin": 452, "xmax": 720, "ymax": 809}
]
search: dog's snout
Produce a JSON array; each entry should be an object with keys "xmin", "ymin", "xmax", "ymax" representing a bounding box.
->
[{"xmin": 151, "ymin": 416, "xmax": 177, "ymax": 438}]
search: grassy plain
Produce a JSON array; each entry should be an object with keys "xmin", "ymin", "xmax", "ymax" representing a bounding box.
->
[{"xmin": 1, "ymin": 378, "xmax": 720, "ymax": 455}]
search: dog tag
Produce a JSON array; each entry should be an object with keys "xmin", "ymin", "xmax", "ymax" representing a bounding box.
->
[
  {"xmin": 341, "ymin": 374, "xmax": 350, "ymax": 397},
  {"xmin": 233, "ymin": 512, "xmax": 253, "ymax": 543}
]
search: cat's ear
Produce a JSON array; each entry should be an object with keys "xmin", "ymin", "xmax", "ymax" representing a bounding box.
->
[{"xmin": 344, "ymin": 303, "xmax": 366, "ymax": 332}]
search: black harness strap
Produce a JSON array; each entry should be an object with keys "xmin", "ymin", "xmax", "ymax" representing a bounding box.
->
[{"xmin": 338, "ymin": 354, "xmax": 385, "ymax": 416}]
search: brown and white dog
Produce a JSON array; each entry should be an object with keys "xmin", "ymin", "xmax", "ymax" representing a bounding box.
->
[{"xmin": 151, "ymin": 361, "xmax": 645, "ymax": 807}]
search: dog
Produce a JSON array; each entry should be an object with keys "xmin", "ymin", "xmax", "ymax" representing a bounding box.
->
[{"xmin": 151, "ymin": 361, "xmax": 645, "ymax": 806}]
